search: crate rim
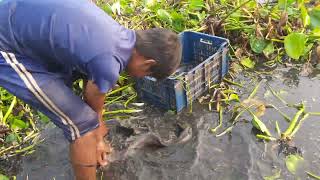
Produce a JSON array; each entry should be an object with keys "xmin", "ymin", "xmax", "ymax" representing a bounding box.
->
[{"xmin": 178, "ymin": 31, "xmax": 230, "ymax": 44}]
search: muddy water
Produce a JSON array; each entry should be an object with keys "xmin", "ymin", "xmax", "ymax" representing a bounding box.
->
[{"xmin": 14, "ymin": 68, "xmax": 320, "ymax": 180}]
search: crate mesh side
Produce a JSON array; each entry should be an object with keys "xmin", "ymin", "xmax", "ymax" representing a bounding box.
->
[
  {"xmin": 138, "ymin": 79, "xmax": 168, "ymax": 104},
  {"xmin": 185, "ymin": 51, "xmax": 223, "ymax": 104},
  {"xmin": 192, "ymin": 41, "xmax": 219, "ymax": 63}
]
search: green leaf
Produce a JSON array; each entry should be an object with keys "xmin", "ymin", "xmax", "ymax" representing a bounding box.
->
[
  {"xmin": 240, "ymin": 57, "xmax": 255, "ymax": 69},
  {"xmin": 247, "ymin": 1, "xmax": 257, "ymax": 9},
  {"xmin": 285, "ymin": 154, "xmax": 304, "ymax": 174},
  {"xmin": 5, "ymin": 133, "xmax": 17, "ymax": 143},
  {"xmin": 250, "ymin": 36, "xmax": 267, "ymax": 54},
  {"xmin": 197, "ymin": 11, "xmax": 207, "ymax": 22},
  {"xmin": 263, "ymin": 42, "xmax": 275, "ymax": 57},
  {"xmin": 249, "ymin": 110, "xmax": 272, "ymax": 136},
  {"xmin": 310, "ymin": 7, "xmax": 320, "ymax": 29},
  {"xmin": 284, "ymin": 33, "xmax": 306, "ymax": 60},
  {"xmin": 252, "ymin": 116, "xmax": 272, "ymax": 136},
  {"xmin": 278, "ymin": 0, "xmax": 295, "ymax": 10},
  {"xmin": 311, "ymin": 27, "xmax": 320, "ymax": 36},
  {"xmin": 157, "ymin": 9, "xmax": 172, "ymax": 24},
  {"xmin": 263, "ymin": 169, "xmax": 281, "ymax": 180},
  {"xmin": 287, "ymin": 0, "xmax": 296, "ymax": 5},
  {"xmin": 11, "ymin": 118, "xmax": 28, "ymax": 130},
  {"xmin": 144, "ymin": 0, "xmax": 157, "ymax": 8},
  {"xmin": 171, "ymin": 11, "xmax": 185, "ymax": 32},
  {"xmin": 0, "ymin": 174, "xmax": 9, "ymax": 180},
  {"xmin": 100, "ymin": 4, "xmax": 112, "ymax": 15},
  {"xmin": 300, "ymin": 5, "xmax": 311, "ymax": 27},
  {"xmin": 220, "ymin": 0, "xmax": 227, "ymax": 5},
  {"xmin": 296, "ymin": 0, "xmax": 304, "ymax": 8},
  {"xmin": 188, "ymin": 0, "xmax": 204, "ymax": 11},
  {"xmin": 38, "ymin": 111, "xmax": 50, "ymax": 124},
  {"xmin": 259, "ymin": 8, "xmax": 270, "ymax": 18},
  {"xmin": 229, "ymin": 94, "xmax": 240, "ymax": 102}
]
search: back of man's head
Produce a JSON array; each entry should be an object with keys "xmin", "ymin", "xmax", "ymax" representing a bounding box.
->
[{"xmin": 135, "ymin": 28, "xmax": 182, "ymax": 80}]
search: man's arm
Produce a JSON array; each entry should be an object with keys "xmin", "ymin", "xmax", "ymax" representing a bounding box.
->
[
  {"xmin": 83, "ymin": 80, "xmax": 108, "ymax": 137},
  {"xmin": 82, "ymin": 80, "xmax": 111, "ymax": 167}
]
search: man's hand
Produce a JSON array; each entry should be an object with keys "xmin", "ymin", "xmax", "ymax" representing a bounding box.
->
[
  {"xmin": 95, "ymin": 122, "xmax": 111, "ymax": 167},
  {"xmin": 96, "ymin": 137, "xmax": 112, "ymax": 166}
]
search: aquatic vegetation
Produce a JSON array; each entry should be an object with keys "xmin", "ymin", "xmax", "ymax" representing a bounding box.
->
[
  {"xmin": 0, "ymin": 88, "xmax": 42, "ymax": 178},
  {"xmin": 307, "ymin": 171, "xmax": 320, "ymax": 180},
  {"xmin": 281, "ymin": 104, "xmax": 305, "ymax": 139},
  {"xmin": 285, "ymin": 154, "xmax": 304, "ymax": 174},
  {"xmin": 263, "ymin": 169, "xmax": 281, "ymax": 180},
  {"xmin": 98, "ymin": 0, "xmax": 319, "ymax": 68},
  {"xmin": 210, "ymin": 106, "xmax": 223, "ymax": 133},
  {"xmin": 0, "ymin": 174, "xmax": 9, "ymax": 180}
]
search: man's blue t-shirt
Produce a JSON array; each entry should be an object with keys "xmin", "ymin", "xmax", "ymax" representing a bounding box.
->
[{"xmin": 0, "ymin": 0, "xmax": 136, "ymax": 93}]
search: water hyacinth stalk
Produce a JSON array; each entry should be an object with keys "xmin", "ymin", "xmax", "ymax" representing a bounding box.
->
[
  {"xmin": 282, "ymin": 105, "xmax": 305, "ymax": 138},
  {"xmin": 216, "ymin": 104, "xmax": 255, "ymax": 137},
  {"xmin": 216, "ymin": 125, "xmax": 233, "ymax": 137},
  {"xmin": 186, "ymin": 80, "xmax": 193, "ymax": 113},
  {"xmin": 2, "ymin": 96, "xmax": 17, "ymax": 125},
  {"xmin": 105, "ymin": 94, "xmax": 126, "ymax": 105},
  {"xmin": 275, "ymin": 121, "xmax": 281, "ymax": 137},
  {"xmin": 223, "ymin": 78, "xmax": 244, "ymax": 88},
  {"xmin": 232, "ymin": 104, "xmax": 255, "ymax": 122},
  {"xmin": 306, "ymin": 171, "xmax": 320, "ymax": 180},
  {"xmin": 267, "ymin": 84, "xmax": 289, "ymax": 106},
  {"xmin": 309, "ymin": 112, "xmax": 320, "ymax": 116},
  {"xmin": 104, "ymin": 109, "xmax": 143, "ymax": 115},
  {"xmin": 288, "ymin": 113, "xmax": 309, "ymax": 139},
  {"xmin": 124, "ymin": 93, "xmax": 137, "ymax": 107},
  {"xmin": 256, "ymin": 134, "xmax": 276, "ymax": 141},
  {"xmin": 211, "ymin": 106, "xmax": 223, "ymax": 133},
  {"xmin": 248, "ymin": 80, "xmax": 262, "ymax": 99},
  {"xmin": 106, "ymin": 83, "xmax": 133, "ymax": 96},
  {"xmin": 268, "ymin": 104, "xmax": 291, "ymax": 122}
]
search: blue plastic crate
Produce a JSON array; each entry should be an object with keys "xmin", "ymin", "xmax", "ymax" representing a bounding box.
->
[{"xmin": 135, "ymin": 31, "xmax": 229, "ymax": 112}]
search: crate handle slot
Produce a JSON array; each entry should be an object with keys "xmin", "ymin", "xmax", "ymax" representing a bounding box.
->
[{"xmin": 200, "ymin": 38, "xmax": 212, "ymax": 45}]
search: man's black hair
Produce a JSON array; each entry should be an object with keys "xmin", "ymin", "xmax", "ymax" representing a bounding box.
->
[{"xmin": 135, "ymin": 28, "xmax": 182, "ymax": 80}]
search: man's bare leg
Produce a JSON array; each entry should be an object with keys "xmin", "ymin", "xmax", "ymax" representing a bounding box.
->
[
  {"xmin": 70, "ymin": 130, "xmax": 98, "ymax": 180},
  {"xmin": 70, "ymin": 122, "xmax": 110, "ymax": 180},
  {"xmin": 69, "ymin": 80, "xmax": 111, "ymax": 180}
]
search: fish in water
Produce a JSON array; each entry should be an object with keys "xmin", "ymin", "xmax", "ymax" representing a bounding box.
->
[{"xmin": 106, "ymin": 126, "xmax": 192, "ymax": 164}]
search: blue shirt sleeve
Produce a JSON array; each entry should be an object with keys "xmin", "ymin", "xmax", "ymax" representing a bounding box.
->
[{"xmin": 86, "ymin": 53, "xmax": 120, "ymax": 94}]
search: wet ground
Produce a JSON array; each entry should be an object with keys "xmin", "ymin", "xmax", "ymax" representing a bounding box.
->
[{"xmin": 10, "ymin": 67, "xmax": 320, "ymax": 180}]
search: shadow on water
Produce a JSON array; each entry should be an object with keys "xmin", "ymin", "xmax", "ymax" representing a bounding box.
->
[{"xmin": 14, "ymin": 67, "xmax": 320, "ymax": 180}]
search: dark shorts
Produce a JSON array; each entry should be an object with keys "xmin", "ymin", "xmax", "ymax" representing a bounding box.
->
[{"xmin": 0, "ymin": 51, "xmax": 99, "ymax": 142}]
